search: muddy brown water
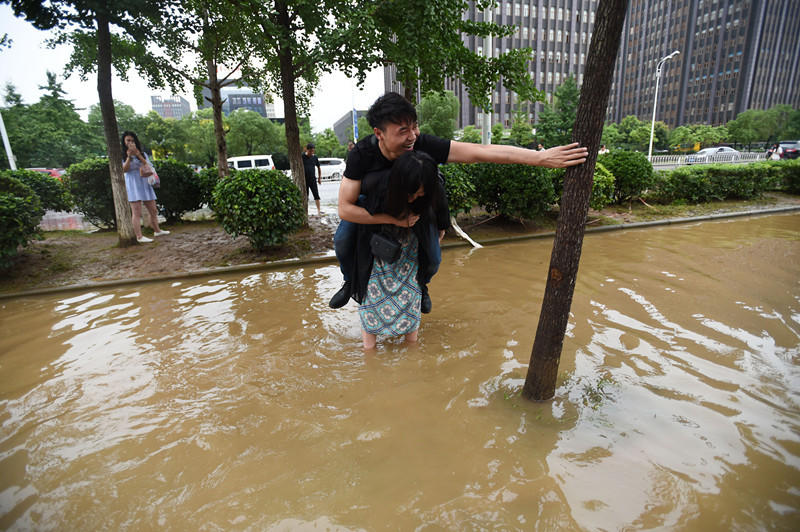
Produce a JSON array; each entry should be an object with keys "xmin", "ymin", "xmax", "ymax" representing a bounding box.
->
[{"xmin": 1, "ymin": 213, "xmax": 799, "ymax": 531}]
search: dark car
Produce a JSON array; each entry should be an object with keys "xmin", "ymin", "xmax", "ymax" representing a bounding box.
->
[{"xmin": 778, "ymin": 140, "xmax": 800, "ymax": 159}]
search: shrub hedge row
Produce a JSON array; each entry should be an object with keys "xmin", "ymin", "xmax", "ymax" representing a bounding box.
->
[{"xmin": 0, "ymin": 174, "xmax": 44, "ymax": 268}]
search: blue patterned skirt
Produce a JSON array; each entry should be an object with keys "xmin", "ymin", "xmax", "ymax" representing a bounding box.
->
[{"xmin": 359, "ymin": 232, "xmax": 421, "ymax": 336}]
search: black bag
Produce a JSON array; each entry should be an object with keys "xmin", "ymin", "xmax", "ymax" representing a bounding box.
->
[{"xmin": 370, "ymin": 232, "xmax": 401, "ymax": 263}]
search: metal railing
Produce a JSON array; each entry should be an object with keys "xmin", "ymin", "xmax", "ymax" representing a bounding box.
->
[{"xmin": 650, "ymin": 152, "xmax": 766, "ymax": 166}]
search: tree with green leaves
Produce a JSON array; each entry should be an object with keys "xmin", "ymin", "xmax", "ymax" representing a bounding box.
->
[
  {"xmin": 535, "ymin": 76, "xmax": 580, "ymax": 148},
  {"xmin": 509, "ymin": 111, "xmax": 535, "ymax": 147},
  {"xmin": 417, "ymin": 90, "xmax": 459, "ymax": 140},
  {"xmin": 371, "ymin": 0, "xmax": 540, "ymax": 110},
  {"xmin": 312, "ymin": 128, "xmax": 345, "ymax": 158},
  {"xmin": 523, "ymin": 0, "xmax": 629, "ymax": 401},
  {"xmin": 458, "ymin": 125, "xmax": 482, "ymax": 144},
  {"xmin": 3, "ymin": 0, "xmax": 178, "ymax": 246},
  {"xmin": 234, "ymin": 0, "xmax": 379, "ymax": 218},
  {"xmin": 726, "ymin": 109, "xmax": 762, "ymax": 149},
  {"xmin": 1, "ymin": 75, "xmax": 102, "ymax": 169},
  {"xmin": 601, "ymin": 122, "xmax": 623, "ymax": 149}
]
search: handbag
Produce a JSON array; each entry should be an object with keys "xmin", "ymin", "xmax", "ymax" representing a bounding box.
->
[
  {"xmin": 370, "ymin": 231, "xmax": 401, "ymax": 263},
  {"xmin": 147, "ymin": 169, "xmax": 160, "ymax": 188},
  {"xmin": 139, "ymin": 162, "xmax": 154, "ymax": 177}
]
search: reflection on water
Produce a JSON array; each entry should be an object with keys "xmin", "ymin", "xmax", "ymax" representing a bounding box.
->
[{"xmin": 1, "ymin": 213, "xmax": 799, "ymax": 530}]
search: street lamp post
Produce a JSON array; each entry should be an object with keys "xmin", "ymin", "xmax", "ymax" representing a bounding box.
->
[{"xmin": 648, "ymin": 50, "xmax": 680, "ymax": 162}]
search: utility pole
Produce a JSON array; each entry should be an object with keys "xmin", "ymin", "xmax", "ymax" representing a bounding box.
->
[{"xmin": 0, "ymin": 109, "xmax": 17, "ymax": 170}]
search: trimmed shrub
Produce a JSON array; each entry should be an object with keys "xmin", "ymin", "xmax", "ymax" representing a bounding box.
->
[
  {"xmin": 0, "ymin": 174, "xmax": 44, "ymax": 268},
  {"xmin": 549, "ymin": 164, "xmax": 615, "ymax": 211},
  {"xmin": 153, "ymin": 159, "xmax": 204, "ymax": 222},
  {"xmin": 197, "ymin": 166, "xmax": 221, "ymax": 207},
  {"xmin": 598, "ymin": 150, "xmax": 653, "ymax": 203},
  {"xmin": 1, "ymin": 169, "xmax": 72, "ymax": 212},
  {"xmin": 472, "ymin": 163, "xmax": 555, "ymax": 219},
  {"xmin": 212, "ymin": 169, "xmax": 304, "ymax": 250},
  {"xmin": 769, "ymin": 159, "xmax": 800, "ymax": 193},
  {"xmin": 590, "ymin": 162, "xmax": 616, "ymax": 210},
  {"xmin": 649, "ymin": 162, "xmax": 780, "ymax": 204},
  {"xmin": 439, "ymin": 163, "xmax": 477, "ymax": 216},
  {"xmin": 64, "ymin": 157, "xmax": 115, "ymax": 228}
]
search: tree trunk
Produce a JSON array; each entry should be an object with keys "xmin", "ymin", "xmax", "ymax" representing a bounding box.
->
[
  {"xmin": 522, "ymin": 0, "xmax": 629, "ymax": 401},
  {"xmin": 96, "ymin": 12, "xmax": 136, "ymax": 247},
  {"xmin": 207, "ymin": 59, "xmax": 229, "ymax": 179},
  {"xmin": 276, "ymin": 1, "xmax": 308, "ymax": 221}
]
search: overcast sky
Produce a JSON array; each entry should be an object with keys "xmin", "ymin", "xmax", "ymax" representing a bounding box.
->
[{"xmin": 0, "ymin": 4, "xmax": 385, "ymax": 133}]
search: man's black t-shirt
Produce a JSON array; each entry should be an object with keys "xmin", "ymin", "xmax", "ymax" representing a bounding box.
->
[
  {"xmin": 302, "ymin": 152, "xmax": 320, "ymax": 181},
  {"xmin": 343, "ymin": 134, "xmax": 450, "ymax": 183}
]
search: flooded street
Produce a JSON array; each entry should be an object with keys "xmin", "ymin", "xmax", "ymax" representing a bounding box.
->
[{"xmin": 1, "ymin": 213, "xmax": 799, "ymax": 530}]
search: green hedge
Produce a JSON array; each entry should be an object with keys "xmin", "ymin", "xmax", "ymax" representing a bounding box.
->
[
  {"xmin": 590, "ymin": 162, "xmax": 616, "ymax": 210},
  {"xmin": 769, "ymin": 159, "xmax": 800, "ymax": 193},
  {"xmin": 439, "ymin": 164, "xmax": 477, "ymax": 216},
  {"xmin": 196, "ymin": 166, "xmax": 221, "ymax": 207},
  {"xmin": 64, "ymin": 157, "xmax": 115, "ymax": 228},
  {"xmin": 648, "ymin": 162, "xmax": 781, "ymax": 204},
  {"xmin": 598, "ymin": 151, "xmax": 653, "ymax": 203},
  {"xmin": 0, "ymin": 174, "xmax": 43, "ymax": 268},
  {"xmin": 0, "ymin": 169, "xmax": 72, "ymax": 212},
  {"xmin": 212, "ymin": 169, "xmax": 304, "ymax": 250},
  {"xmin": 472, "ymin": 163, "xmax": 555, "ymax": 220},
  {"xmin": 153, "ymin": 159, "xmax": 204, "ymax": 222}
]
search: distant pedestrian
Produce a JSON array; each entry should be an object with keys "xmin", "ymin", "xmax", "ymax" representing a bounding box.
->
[
  {"xmin": 537, "ymin": 143, "xmax": 545, "ymax": 151},
  {"xmin": 121, "ymin": 131, "xmax": 170, "ymax": 243},
  {"xmin": 302, "ymin": 143, "xmax": 322, "ymax": 215},
  {"xmin": 599, "ymin": 144, "xmax": 609, "ymax": 154}
]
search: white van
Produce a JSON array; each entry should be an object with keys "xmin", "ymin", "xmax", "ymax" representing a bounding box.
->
[{"xmin": 227, "ymin": 155, "xmax": 276, "ymax": 171}]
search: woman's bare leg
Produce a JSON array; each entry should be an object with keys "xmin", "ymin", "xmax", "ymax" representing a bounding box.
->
[
  {"xmin": 405, "ymin": 329, "xmax": 418, "ymax": 344},
  {"xmin": 362, "ymin": 329, "xmax": 377, "ymax": 350},
  {"xmin": 143, "ymin": 200, "xmax": 161, "ymax": 232},
  {"xmin": 130, "ymin": 201, "xmax": 143, "ymax": 239}
]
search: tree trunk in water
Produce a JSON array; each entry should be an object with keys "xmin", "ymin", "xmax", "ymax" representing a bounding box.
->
[
  {"xmin": 207, "ymin": 60, "xmax": 229, "ymax": 179},
  {"xmin": 277, "ymin": 2, "xmax": 307, "ymax": 221},
  {"xmin": 96, "ymin": 13, "xmax": 136, "ymax": 247},
  {"xmin": 522, "ymin": 0, "xmax": 629, "ymax": 401}
]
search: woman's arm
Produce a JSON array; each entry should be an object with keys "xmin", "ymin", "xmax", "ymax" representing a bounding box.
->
[{"xmin": 337, "ymin": 177, "xmax": 420, "ymax": 227}]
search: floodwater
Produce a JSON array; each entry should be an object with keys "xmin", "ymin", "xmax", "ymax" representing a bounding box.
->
[{"xmin": 1, "ymin": 213, "xmax": 799, "ymax": 531}]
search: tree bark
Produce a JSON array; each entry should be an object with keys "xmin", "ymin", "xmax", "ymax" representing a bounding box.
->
[
  {"xmin": 96, "ymin": 12, "xmax": 136, "ymax": 247},
  {"xmin": 276, "ymin": 1, "xmax": 308, "ymax": 220},
  {"xmin": 522, "ymin": 0, "xmax": 629, "ymax": 401},
  {"xmin": 207, "ymin": 59, "xmax": 230, "ymax": 179}
]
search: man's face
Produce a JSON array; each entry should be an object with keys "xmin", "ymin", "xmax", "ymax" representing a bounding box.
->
[
  {"xmin": 374, "ymin": 120, "xmax": 419, "ymax": 161},
  {"xmin": 306, "ymin": 147, "xmax": 315, "ymax": 156}
]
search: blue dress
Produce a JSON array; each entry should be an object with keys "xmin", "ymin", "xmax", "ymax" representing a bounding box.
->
[
  {"xmin": 124, "ymin": 153, "xmax": 157, "ymax": 202},
  {"xmin": 359, "ymin": 232, "xmax": 421, "ymax": 336}
]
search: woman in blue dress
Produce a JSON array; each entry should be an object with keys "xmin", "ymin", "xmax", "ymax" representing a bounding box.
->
[
  {"xmin": 121, "ymin": 131, "xmax": 169, "ymax": 243},
  {"xmin": 357, "ymin": 151, "xmax": 440, "ymax": 350}
]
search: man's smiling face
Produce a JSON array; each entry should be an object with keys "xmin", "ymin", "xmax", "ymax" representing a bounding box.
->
[{"xmin": 375, "ymin": 120, "xmax": 419, "ymax": 161}]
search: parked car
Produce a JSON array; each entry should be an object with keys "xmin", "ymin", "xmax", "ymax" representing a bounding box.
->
[
  {"xmin": 26, "ymin": 167, "xmax": 66, "ymax": 179},
  {"xmin": 227, "ymin": 154, "xmax": 275, "ymax": 171},
  {"xmin": 318, "ymin": 157, "xmax": 346, "ymax": 180},
  {"xmin": 685, "ymin": 147, "xmax": 741, "ymax": 164},
  {"xmin": 778, "ymin": 140, "xmax": 800, "ymax": 159}
]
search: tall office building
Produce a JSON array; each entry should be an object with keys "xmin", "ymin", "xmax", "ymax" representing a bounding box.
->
[
  {"xmin": 200, "ymin": 82, "xmax": 274, "ymax": 117},
  {"xmin": 384, "ymin": 0, "xmax": 800, "ymax": 130},
  {"xmin": 150, "ymin": 95, "xmax": 191, "ymax": 119},
  {"xmin": 608, "ymin": 0, "xmax": 800, "ymax": 127}
]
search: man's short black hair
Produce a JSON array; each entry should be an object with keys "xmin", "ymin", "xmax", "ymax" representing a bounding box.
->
[
  {"xmin": 366, "ymin": 92, "xmax": 417, "ymax": 130},
  {"xmin": 306, "ymin": 143, "xmax": 315, "ymax": 149}
]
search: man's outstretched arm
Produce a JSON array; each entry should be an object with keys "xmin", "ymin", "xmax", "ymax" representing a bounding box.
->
[{"xmin": 447, "ymin": 141, "xmax": 588, "ymax": 168}]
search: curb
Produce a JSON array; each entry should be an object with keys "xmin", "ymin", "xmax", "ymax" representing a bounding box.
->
[{"xmin": 2, "ymin": 205, "xmax": 799, "ymax": 301}]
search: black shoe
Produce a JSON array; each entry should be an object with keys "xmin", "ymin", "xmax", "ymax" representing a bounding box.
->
[
  {"xmin": 329, "ymin": 281, "xmax": 352, "ymax": 309},
  {"xmin": 420, "ymin": 285, "xmax": 432, "ymax": 314}
]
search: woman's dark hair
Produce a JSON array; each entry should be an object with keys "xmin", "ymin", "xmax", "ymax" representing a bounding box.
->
[
  {"xmin": 383, "ymin": 151, "xmax": 438, "ymax": 218},
  {"xmin": 366, "ymin": 92, "xmax": 417, "ymax": 130},
  {"xmin": 120, "ymin": 131, "xmax": 143, "ymax": 158}
]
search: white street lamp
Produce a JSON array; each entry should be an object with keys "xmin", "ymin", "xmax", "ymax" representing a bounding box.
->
[{"xmin": 648, "ymin": 50, "xmax": 680, "ymax": 162}]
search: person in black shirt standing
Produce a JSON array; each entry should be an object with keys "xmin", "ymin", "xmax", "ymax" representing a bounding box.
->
[
  {"xmin": 302, "ymin": 143, "xmax": 322, "ymax": 215},
  {"xmin": 329, "ymin": 92, "xmax": 589, "ymax": 313}
]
